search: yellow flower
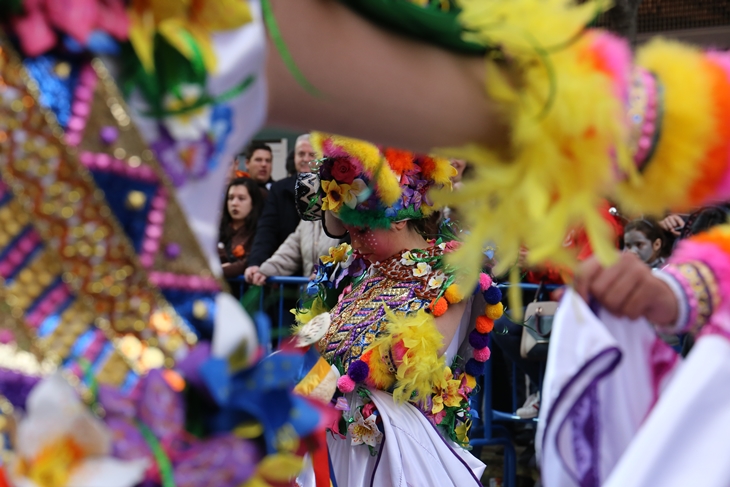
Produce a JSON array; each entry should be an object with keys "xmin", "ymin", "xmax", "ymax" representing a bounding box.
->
[
  {"xmin": 321, "ymin": 180, "xmax": 350, "ymax": 213},
  {"xmin": 431, "ymin": 368, "xmax": 463, "ymax": 415},
  {"xmin": 321, "ymin": 243, "xmax": 350, "ymax": 265},
  {"xmin": 412, "ymin": 262, "xmax": 432, "ymax": 278},
  {"xmin": 455, "ymin": 419, "xmax": 472, "ymax": 444},
  {"xmin": 128, "ymin": 0, "xmax": 252, "ymax": 74}
]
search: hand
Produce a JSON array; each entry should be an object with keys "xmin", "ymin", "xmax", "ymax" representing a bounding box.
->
[
  {"xmin": 659, "ymin": 214, "xmax": 685, "ymax": 236},
  {"xmin": 244, "ymin": 266, "xmax": 260, "ymax": 283},
  {"xmin": 574, "ymin": 252, "xmax": 678, "ymax": 326},
  {"xmin": 250, "ymin": 271, "xmax": 268, "ymax": 286}
]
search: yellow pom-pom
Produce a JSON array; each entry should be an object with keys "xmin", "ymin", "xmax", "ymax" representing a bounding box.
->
[
  {"xmin": 476, "ymin": 316, "xmax": 495, "ymax": 334},
  {"xmin": 443, "ymin": 284, "xmax": 465, "ymax": 304},
  {"xmin": 431, "ymin": 297, "xmax": 449, "ymax": 317},
  {"xmin": 485, "ymin": 302, "xmax": 504, "ymax": 320}
]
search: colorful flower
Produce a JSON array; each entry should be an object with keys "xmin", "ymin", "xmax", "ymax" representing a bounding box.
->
[
  {"xmin": 10, "ymin": 375, "xmax": 147, "ymax": 487},
  {"xmin": 321, "ymin": 180, "xmax": 350, "ymax": 213},
  {"xmin": 162, "ymin": 84, "xmax": 212, "ymax": 141},
  {"xmin": 343, "ymin": 179, "xmax": 368, "ymax": 209},
  {"xmin": 455, "ymin": 419, "xmax": 471, "ymax": 444},
  {"xmin": 431, "ymin": 368, "xmax": 464, "ymax": 416},
  {"xmin": 331, "ymin": 158, "xmax": 360, "ymax": 185},
  {"xmin": 321, "ymin": 243, "xmax": 350, "ymax": 265},
  {"xmin": 128, "ymin": 0, "xmax": 252, "ymax": 74},
  {"xmin": 348, "ymin": 409, "xmax": 382, "ymax": 448},
  {"xmin": 428, "ymin": 272, "xmax": 446, "ymax": 290},
  {"xmin": 400, "ymin": 251, "xmax": 416, "ymax": 266},
  {"xmin": 412, "ymin": 262, "xmax": 432, "ymax": 277},
  {"xmin": 361, "ymin": 402, "xmax": 376, "ymax": 420}
]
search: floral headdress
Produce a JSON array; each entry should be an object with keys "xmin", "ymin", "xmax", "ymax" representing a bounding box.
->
[{"xmin": 296, "ymin": 133, "xmax": 455, "ymax": 229}]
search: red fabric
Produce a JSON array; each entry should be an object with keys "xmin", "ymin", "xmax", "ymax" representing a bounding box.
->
[{"xmin": 311, "ymin": 429, "xmax": 331, "ymax": 487}]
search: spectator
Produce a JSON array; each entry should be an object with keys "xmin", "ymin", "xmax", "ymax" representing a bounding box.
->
[
  {"xmin": 623, "ymin": 218, "xmax": 667, "ymax": 269},
  {"xmin": 244, "ymin": 134, "xmax": 316, "ymax": 276},
  {"xmin": 243, "ymin": 141, "xmax": 274, "ymax": 191},
  {"xmin": 218, "ymin": 178, "xmax": 264, "ymax": 279},
  {"xmin": 245, "ymin": 220, "xmax": 341, "ymax": 285}
]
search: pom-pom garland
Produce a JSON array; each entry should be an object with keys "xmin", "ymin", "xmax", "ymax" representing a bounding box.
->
[
  {"xmin": 473, "ymin": 347, "xmax": 491, "ymax": 362},
  {"xmin": 465, "ymin": 359, "xmax": 485, "ymax": 378},
  {"xmin": 485, "ymin": 302, "xmax": 504, "ymax": 320},
  {"xmin": 431, "ymin": 297, "xmax": 449, "ymax": 317},
  {"xmin": 478, "ymin": 273, "xmax": 493, "ymax": 292},
  {"xmin": 337, "ymin": 375, "xmax": 356, "ymax": 393},
  {"xmin": 347, "ymin": 360, "xmax": 370, "ymax": 383},
  {"xmin": 444, "ymin": 284, "xmax": 465, "ymax": 304},
  {"xmin": 475, "ymin": 316, "xmax": 495, "ymax": 334},
  {"xmin": 483, "ymin": 286, "xmax": 502, "ymax": 305},
  {"xmin": 468, "ymin": 330, "xmax": 489, "ymax": 349}
]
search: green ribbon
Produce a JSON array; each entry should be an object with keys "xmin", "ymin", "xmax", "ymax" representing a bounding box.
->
[
  {"xmin": 136, "ymin": 421, "xmax": 176, "ymax": 487},
  {"xmin": 261, "ymin": 0, "xmax": 324, "ymax": 98},
  {"xmin": 142, "ymin": 75, "xmax": 255, "ymax": 118}
]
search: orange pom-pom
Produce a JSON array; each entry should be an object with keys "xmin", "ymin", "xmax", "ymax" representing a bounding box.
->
[
  {"xmin": 431, "ymin": 297, "xmax": 449, "ymax": 317},
  {"xmin": 485, "ymin": 302, "xmax": 504, "ymax": 320},
  {"xmin": 443, "ymin": 284, "xmax": 464, "ymax": 304},
  {"xmin": 476, "ymin": 316, "xmax": 495, "ymax": 334}
]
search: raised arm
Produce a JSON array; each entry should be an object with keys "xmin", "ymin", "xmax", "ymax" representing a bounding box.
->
[{"xmin": 265, "ymin": 0, "xmax": 508, "ymax": 153}]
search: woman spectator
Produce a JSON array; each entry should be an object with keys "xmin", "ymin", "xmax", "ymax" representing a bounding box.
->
[
  {"xmin": 218, "ymin": 177, "xmax": 264, "ymax": 279},
  {"xmin": 623, "ymin": 218, "xmax": 668, "ymax": 269}
]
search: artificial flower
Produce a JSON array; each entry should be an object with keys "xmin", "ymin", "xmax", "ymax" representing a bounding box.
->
[
  {"xmin": 455, "ymin": 419, "xmax": 471, "ymax": 444},
  {"xmin": 10, "ymin": 375, "xmax": 147, "ymax": 487},
  {"xmin": 343, "ymin": 179, "xmax": 368, "ymax": 209},
  {"xmin": 400, "ymin": 251, "xmax": 416, "ymax": 266},
  {"xmin": 431, "ymin": 368, "xmax": 464, "ymax": 415},
  {"xmin": 412, "ymin": 262, "xmax": 432, "ymax": 277},
  {"xmin": 361, "ymin": 402, "xmax": 376, "ymax": 419},
  {"xmin": 348, "ymin": 410, "xmax": 382, "ymax": 448},
  {"xmin": 321, "ymin": 180, "xmax": 350, "ymax": 213},
  {"xmin": 10, "ymin": 0, "xmax": 129, "ymax": 57},
  {"xmin": 428, "ymin": 272, "xmax": 447, "ymax": 290},
  {"xmin": 321, "ymin": 243, "xmax": 350, "ymax": 265},
  {"xmin": 331, "ymin": 158, "xmax": 360, "ymax": 185},
  {"xmin": 128, "ymin": 0, "xmax": 252, "ymax": 74},
  {"xmin": 152, "ymin": 126, "xmax": 215, "ymax": 187}
]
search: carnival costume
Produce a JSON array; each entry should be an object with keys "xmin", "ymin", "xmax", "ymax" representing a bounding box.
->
[
  {"xmin": 292, "ymin": 133, "xmax": 505, "ymax": 486},
  {"xmin": 1, "ymin": 0, "xmax": 730, "ymax": 486}
]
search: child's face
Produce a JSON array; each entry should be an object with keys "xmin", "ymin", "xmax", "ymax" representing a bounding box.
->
[{"xmin": 623, "ymin": 230, "xmax": 658, "ymax": 263}]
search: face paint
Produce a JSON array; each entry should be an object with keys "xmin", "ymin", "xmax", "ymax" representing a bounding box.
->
[
  {"xmin": 623, "ymin": 229, "xmax": 657, "ymax": 263},
  {"xmin": 343, "ymin": 224, "xmax": 400, "ymax": 263}
]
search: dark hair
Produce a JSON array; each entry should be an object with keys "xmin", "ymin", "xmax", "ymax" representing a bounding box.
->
[
  {"xmin": 407, "ymin": 212, "xmax": 443, "ymax": 238},
  {"xmin": 624, "ymin": 218, "xmax": 666, "ymax": 247},
  {"xmin": 218, "ymin": 177, "xmax": 264, "ymax": 245},
  {"xmin": 285, "ymin": 149, "xmax": 296, "ymax": 177},
  {"xmin": 244, "ymin": 141, "xmax": 272, "ymax": 161}
]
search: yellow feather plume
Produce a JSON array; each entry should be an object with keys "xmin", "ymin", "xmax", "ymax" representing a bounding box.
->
[
  {"xmin": 616, "ymin": 38, "xmax": 715, "ymax": 214},
  {"xmin": 365, "ymin": 307, "xmax": 446, "ymax": 404}
]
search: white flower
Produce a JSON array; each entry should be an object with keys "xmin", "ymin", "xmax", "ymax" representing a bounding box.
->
[
  {"xmin": 341, "ymin": 251, "xmax": 355, "ymax": 269},
  {"xmin": 348, "ymin": 410, "xmax": 383, "ymax": 447},
  {"xmin": 438, "ymin": 242, "xmax": 447, "ymax": 250},
  {"xmin": 412, "ymin": 262, "xmax": 432, "ymax": 277},
  {"xmin": 10, "ymin": 375, "xmax": 148, "ymax": 487},
  {"xmin": 400, "ymin": 251, "xmax": 416, "ymax": 266},
  {"xmin": 428, "ymin": 272, "xmax": 447, "ymax": 289},
  {"xmin": 162, "ymin": 84, "xmax": 212, "ymax": 141},
  {"xmin": 343, "ymin": 179, "xmax": 369, "ymax": 209}
]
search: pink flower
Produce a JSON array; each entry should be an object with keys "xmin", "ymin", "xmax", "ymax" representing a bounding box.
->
[
  {"xmin": 361, "ymin": 402, "xmax": 376, "ymax": 419},
  {"xmin": 331, "ymin": 158, "xmax": 359, "ymax": 185}
]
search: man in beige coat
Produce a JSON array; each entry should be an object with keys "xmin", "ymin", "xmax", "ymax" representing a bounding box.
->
[{"xmin": 244, "ymin": 220, "xmax": 340, "ymax": 285}]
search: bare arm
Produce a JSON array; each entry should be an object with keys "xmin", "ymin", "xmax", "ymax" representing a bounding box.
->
[{"xmin": 266, "ymin": 0, "xmax": 508, "ymax": 153}]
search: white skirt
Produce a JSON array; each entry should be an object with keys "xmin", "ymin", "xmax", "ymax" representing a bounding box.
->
[{"xmin": 298, "ymin": 389, "xmax": 485, "ymax": 487}]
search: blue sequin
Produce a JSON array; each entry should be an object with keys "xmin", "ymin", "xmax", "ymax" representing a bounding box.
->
[{"xmin": 23, "ymin": 56, "xmax": 81, "ymax": 129}]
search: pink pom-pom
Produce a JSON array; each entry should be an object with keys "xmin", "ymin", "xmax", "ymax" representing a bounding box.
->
[
  {"xmin": 473, "ymin": 347, "xmax": 491, "ymax": 362},
  {"xmin": 479, "ymin": 273, "xmax": 493, "ymax": 292},
  {"xmin": 337, "ymin": 375, "xmax": 356, "ymax": 393}
]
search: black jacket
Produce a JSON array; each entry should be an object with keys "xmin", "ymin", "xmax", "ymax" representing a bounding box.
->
[{"xmin": 247, "ymin": 175, "xmax": 301, "ymax": 268}]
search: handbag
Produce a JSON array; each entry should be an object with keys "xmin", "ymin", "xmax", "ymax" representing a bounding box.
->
[{"xmin": 520, "ymin": 282, "xmax": 558, "ymax": 360}]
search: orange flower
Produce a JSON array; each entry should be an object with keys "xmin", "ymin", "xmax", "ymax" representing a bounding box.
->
[{"xmin": 232, "ymin": 245, "xmax": 245, "ymax": 258}]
